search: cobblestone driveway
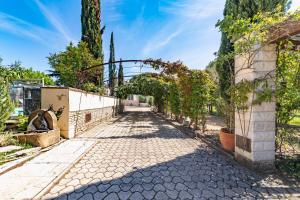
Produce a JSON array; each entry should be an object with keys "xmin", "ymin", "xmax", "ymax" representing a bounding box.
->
[{"xmin": 44, "ymin": 112, "xmax": 299, "ymax": 200}]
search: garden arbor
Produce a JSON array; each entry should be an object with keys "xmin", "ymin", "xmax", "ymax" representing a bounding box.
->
[
  {"xmin": 116, "ymin": 73, "xmax": 169, "ymax": 113},
  {"xmin": 234, "ymin": 19, "xmax": 300, "ymax": 170}
]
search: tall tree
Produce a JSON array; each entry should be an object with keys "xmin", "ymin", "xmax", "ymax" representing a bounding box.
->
[
  {"xmin": 118, "ymin": 58, "xmax": 124, "ymax": 86},
  {"xmin": 48, "ymin": 42, "xmax": 102, "ymax": 92},
  {"xmin": 108, "ymin": 32, "xmax": 117, "ymax": 96},
  {"xmin": 217, "ymin": 0, "xmax": 290, "ymax": 101},
  {"xmin": 81, "ymin": 0, "xmax": 104, "ymax": 86}
]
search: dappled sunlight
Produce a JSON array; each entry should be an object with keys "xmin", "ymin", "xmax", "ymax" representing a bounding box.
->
[{"xmin": 43, "ymin": 111, "xmax": 298, "ymax": 200}]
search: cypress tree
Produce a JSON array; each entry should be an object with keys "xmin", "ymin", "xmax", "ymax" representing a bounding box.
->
[
  {"xmin": 108, "ymin": 32, "xmax": 117, "ymax": 96},
  {"xmin": 118, "ymin": 59, "xmax": 124, "ymax": 86},
  {"xmin": 117, "ymin": 59, "xmax": 125, "ymax": 113},
  {"xmin": 81, "ymin": 0, "xmax": 104, "ymax": 86}
]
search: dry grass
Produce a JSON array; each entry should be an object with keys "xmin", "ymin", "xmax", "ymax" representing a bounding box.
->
[{"xmin": 0, "ymin": 132, "xmax": 17, "ymax": 147}]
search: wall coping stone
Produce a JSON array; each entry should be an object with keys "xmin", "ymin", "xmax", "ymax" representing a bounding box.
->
[{"xmin": 42, "ymin": 86, "xmax": 116, "ymax": 99}]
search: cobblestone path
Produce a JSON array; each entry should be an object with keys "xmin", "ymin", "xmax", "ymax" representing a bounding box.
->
[{"xmin": 43, "ymin": 112, "xmax": 299, "ymax": 200}]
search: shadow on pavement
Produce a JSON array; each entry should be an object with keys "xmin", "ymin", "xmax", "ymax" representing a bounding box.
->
[{"xmin": 46, "ymin": 111, "xmax": 299, "ymax": 200}]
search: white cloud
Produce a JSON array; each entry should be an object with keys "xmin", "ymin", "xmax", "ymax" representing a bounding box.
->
[
  {"xmin": 143, "ymin": 28, "xmax": 183, "ymax": 54},
  {"xmin": 33, "ymin": 0, "xmax": 74, "ymax": 43},
  {"xmin": 102, "ymin": 0, "xmax": 123, "ymax": 22},
  {"xmin": 0, "ymin": 12, "xmax": 58, "ymax": 46},
  {"xmin": 101, "ymin": 0, "xmax": 224, "ymax": 70},
  {"xmin": 142, "ymin": 0, "xmax": 224, "ymax": 59},
  {"xmin": 159, "ymin": 0, "xmax": 224, "ymax": 20}
]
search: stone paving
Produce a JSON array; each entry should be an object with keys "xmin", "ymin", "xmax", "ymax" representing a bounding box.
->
[
  {"xmin": 0, "ymin": 139, "xmax": 95, "ymax": 200},
  {"xmin": 43, "ymin": 112, "xmax": 299, "ymax": 200}
]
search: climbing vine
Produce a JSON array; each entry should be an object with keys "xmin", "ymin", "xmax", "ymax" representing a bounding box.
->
[
  {"xmin": 116, "ymin": 73, "xmax": 169, "ymax": 112},
  {"xmin": 116, "ymin": 62, "xmax": 216, "ymax": 132},
  {"xmin": 218, "ymin": 8, "xmax": 300, "ymax": 152}
]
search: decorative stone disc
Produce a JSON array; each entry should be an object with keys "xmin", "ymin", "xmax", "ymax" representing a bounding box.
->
[{"xmin": 28, "ymin": 109, "xmax": 58, "ymax": 131}]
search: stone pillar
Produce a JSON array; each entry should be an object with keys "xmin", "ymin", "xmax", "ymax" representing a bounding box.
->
[{"xmin": 234, "ymin": 44, "xmax": 277, "ymax": 170}]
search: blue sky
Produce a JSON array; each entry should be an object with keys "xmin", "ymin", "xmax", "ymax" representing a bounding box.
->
[{"xmin": 0, "ymin": 0, "xmax": 299, "ymax": 77}]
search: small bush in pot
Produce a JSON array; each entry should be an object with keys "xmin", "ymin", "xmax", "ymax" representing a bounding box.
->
[{"xmin": 217, "ymin": 97, "xmax": 235, "ymax": 152}]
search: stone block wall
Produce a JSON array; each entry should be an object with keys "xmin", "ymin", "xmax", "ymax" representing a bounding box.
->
[
  {"xmin": 234, "ymin": 44, "xmax": 277, "ymax": 171},
  {"xmin": 69, "ymin": 107, "xmax": 116, "ymax": 136}
]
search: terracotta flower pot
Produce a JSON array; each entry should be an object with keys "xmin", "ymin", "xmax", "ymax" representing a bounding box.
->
[{"xmin": 219, "ymin": 128, "xmax": 235, "ymax": 152}]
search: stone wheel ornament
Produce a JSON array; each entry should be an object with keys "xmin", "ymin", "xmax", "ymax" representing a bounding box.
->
[
  {"xmin": 14, "ymin": 108, "xmax": 61, "ymax": 148},
  {"xmin": 27, "ymin": 109, "xmax": 59, "ymax": 132}
]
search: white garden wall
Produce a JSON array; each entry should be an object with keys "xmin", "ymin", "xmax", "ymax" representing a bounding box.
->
[
  {"xmin": 69, "ymin": 90, "xmax": 117, "ymax": 111},
  {"xmin": 41, "ymin": 87, "xmax": 118, "ymax": 139}
]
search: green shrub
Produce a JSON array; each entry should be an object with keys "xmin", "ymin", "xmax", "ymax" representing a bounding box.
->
[
  {"xmin": 83, "ymin": 82, "xmax": 97, "ymax": 92},
  {"xmin": 169, "ymin": 82, "xmax": 181, "ymax": 118},
  {"xmin": 139, "ymin": 96, "xmax": 147, "ymax": 103},
  {"xmin": 48, "ymin": 42, "xmax": 103, "ymax": 89},
  {"xmin": 0, "ymin": 78, "xmax": 14, "ymax": 131},
  {"xmin": 0, "ymin": 62, "xmax": 55, "ymax": 86},
  {"xmin": 148, "ymin": 97, "xmax": 153, "ymax": 106},
  {"xmin": 17, "ymin": 115, "xmax": 28, "ymax": 132}
]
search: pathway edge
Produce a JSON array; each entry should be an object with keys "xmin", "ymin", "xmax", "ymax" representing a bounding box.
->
[{"xmin": 33, "ymin": 140, "xmax": 97, "ymax": 200}]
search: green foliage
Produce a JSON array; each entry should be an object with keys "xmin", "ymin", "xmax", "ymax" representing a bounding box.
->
[
  {"xmin": 169, "ymin": 82, "xmax": 181, "ymax": 118},
  {"xmin": 205, "ymin": 61, "xmax": 219, "ymax": 84},
  {"xmin": 188, "ymin": 70, "xmax": 214, "ymax": 132},
  {"xmin": 81, "ymin": 0, "xmax": 104, "ymax": 86},
  {"xmin": 148, "ymin": 97, "xmax": 154, "ymax": 106},
  {"xmin": 82, "ymin": 82, "xmax": 104, "ymax": 94},
  {"xmin": 276, "ymin": 154, "xmax": 300, "ymax": 180},
  {"xmin": 276, "ymin": 41, "xmax": 300, "ymax": 125},
  {"xmin": 216, "ymin": 33, "xmax": 234, "ymax": 101},
  {"xmin": 139, "ymin": 96, "xmax": 146, "ymax": 103},
  {"xmin": 116, "ymin": 60, "xmax": 217, "ymax": 133},
  {"xmin": 178, "ymin": 71, "xmax": 193, "ymax": 118},
  {"xmin": 0, "ymin": 79, "xmax": 14, "ymax": 131},
  {"xmin": 109, "ymin": 32, "xmax": 117, "ymax": 96},
  {"xmin": 276, "ymin": 127, "xmax": 298, "ymax": 154},
  {"xmin": 223, "ymin": 0, "xmax": 290, "ymax": 19},
  {"xmin": 0, "ymin": 59, "xmax": 53, "ymax": 131},
  {"xmin": 118, "ymin": 59, "xmax": 124, "ymax": 86},
  {"xmin": 217, "ymin": 8, "xmax": 300, "ymax": 136},
  {"xmin": 117, "ymin": 69, "xmax": 216, "ymax": 132},
  {"xmin": 229, "ymin": 80, "xmax": 253, "ymax": 111},
  {"xmin": 252, "ymin": 81, "xmax": 273, "ymax": 105},
  {"xmin": 48, "ymin": 42, "xmax": 104, "ymax": 91},
  {"xmin": 0, "ymin": 62, "xmax": 55, "ymax": 85},
  {"xmin": 216, "ymin": 0, "xmax": 290, "ymax": 103},
  {"xmin": 217, "ymin": 10, "xmax": 300, "ymax": 180},
  {"xmin": 289, "ymin": 113, "xmax": 300, "ymax": 126},
  {"xmin": 117, "ymin": 74, "xmax": 168, "ymax": 112},
  {"xmin": 82, "ymin": 82, "xmax": 97, "ymax": 92},
  {"xmin": 215, "ymin": 97, "xmax": 235, "ymax": 131},
  {"xmin": 17, "ymin": 115, "xmax": 28, "ymax": 132},
  {"xmin": 81, "ymin": 0, "xmax": 103, "ymax": 59},
  {"xmin": 275, "ymin": 41, "xmax": 300, "ymax": 152}
]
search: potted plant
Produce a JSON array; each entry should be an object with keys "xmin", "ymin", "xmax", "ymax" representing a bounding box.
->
[
  {"xmin": 215, "ymin": 10, "xmax": 289, "ymax": 153},
  {"xmin": 217, "ymin": 98, "xmax": 235, "ymax": 152},
  {"xmin": 218, "ymin": 79, "xmax": 258, "ymax": 152}
]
